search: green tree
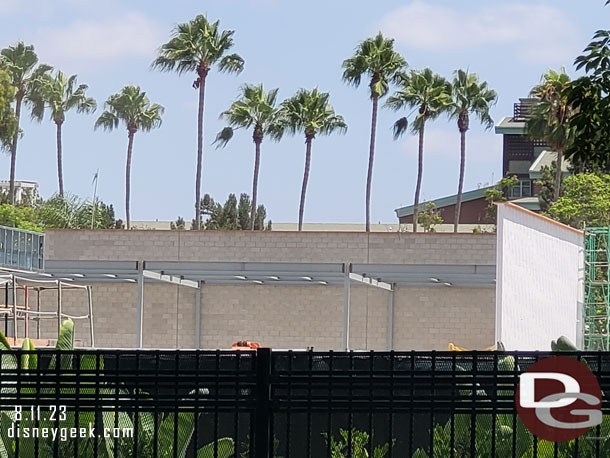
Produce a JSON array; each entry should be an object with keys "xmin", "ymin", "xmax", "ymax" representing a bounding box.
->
[
  {"xmin": 536, "ymin": 162, "xmax": 558, "ymax": 212},
  {"xmin": 0, "ymin": 68, "xmax": 17, "ymax": 150},
  {"xmin": 448, "ymin": 70, "xmax": 497, "ymax": 232},
  {"xmin": 153, "ymin": 15, "xmax": 244, "ymax": 230},
  {"xmin": 0, "ymin": 42, "xmax": 52, "ymax": 203},
  {"xmin": 215, "ymin": 84, "xmax": 284, "ymax": 229},
  {"xmin": 484, "ymin": 176, "xmax": 519, "ymax": 222},
  {"xmin": 170, "ymin": 216, "xmax": 186, "ymax": 230},
  {"xmin": 0, "ymin": 204, "xmax": 41, "ymax": 231},
  {"xmin": 28, "ymin": 71, "xmax": 96, "ymax": 196},
  {"xmin": 417, "ymin": 202, "xmax": 443, "ymax": 233},
  {"xmin": 199, "ymin": 192, "xmax": 271, "ymax": 230},
  {"xmin": 546, "ymin": 173, "xmax": 610, "ymax": 228},
  {"xmin": 280, "ymin": 89, "xmax": 347, "ymax": 231},
  {"xmin": 387, "ymin": 68, "xmax": 452, "ymax": 232},
  {"xmin": 527, "ymin": 69, "xmax": 574, "ymax": 202},
  {"xmin": 94, "ymin": 86, "xmax": 164, "ymax": 229},
  {"xmin": 342, "ymin": 33, "xmax": 407, "ymax": 232}
]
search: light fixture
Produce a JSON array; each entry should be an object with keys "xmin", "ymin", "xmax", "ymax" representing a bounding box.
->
[
  {"xmin": 59, "ymin": 278, "xmax": 74, "ymax": 282},
  {"xmin": 318, "ymin": 281, "xmax": 328, "ymax": 285},
  {"xmin": 251, "ymin": 280, "xmax": 264, "ymax": 285},
  {"xmin": 103, "ymin": 274, "xmax": 117, "ymax": 278},
  {"xmin": 125, "ymin": 279, "xmax": 137, "ymax": 283},
  {"xmin": 443, "ymin": 282, "xmax": 453, "ymax": 287},
  {"xmin": 300, "ymin": 276, "xmax": 313, "ymax": 281},
  {"xmin": 429, "ymin": 278, "xmax": 440, "ymax": 283},
  {"xmin": 267, "ymin": 276, "xmax": 280, "ymax": 281},
  {"xmin": 234, "ymin": 275, "xmax": 247, "ymax": 280},
  {"xmin": 72, "ymin": 273, "xmax": 85, "ymax": 278}
]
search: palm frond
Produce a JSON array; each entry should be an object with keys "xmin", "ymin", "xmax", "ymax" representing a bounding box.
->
[{"xmin": 392, "ymin": 117, "xmax": 409, "ymax": 140}]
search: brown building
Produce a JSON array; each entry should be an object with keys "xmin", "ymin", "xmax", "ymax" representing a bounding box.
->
[{"xmin": 395, "ymin": 187, "xmax": 494, "ymax": 225}]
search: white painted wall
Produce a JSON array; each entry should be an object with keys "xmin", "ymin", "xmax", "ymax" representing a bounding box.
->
[{"xmin": 496, "ymin": 203, "xmax": 584, "ymax": 350}]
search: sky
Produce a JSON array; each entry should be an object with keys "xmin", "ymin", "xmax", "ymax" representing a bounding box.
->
[{"xmin": 0, "ymin": 0, "xmax": 608, "ymax": 225}]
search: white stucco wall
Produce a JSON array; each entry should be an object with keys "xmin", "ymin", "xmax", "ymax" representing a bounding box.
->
[{"xmin": 496, "ymin": 203, "xmax": 584, "ymax": 350}]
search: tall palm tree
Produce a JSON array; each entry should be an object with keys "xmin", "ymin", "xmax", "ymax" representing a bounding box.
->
[
  {"xmin": 214, "ymin": 83, "xmax": 284, "ymax": 230},
  {"xmin": 386, "ymin": 68, "xmax": 451, "ymax": 232},
  {"xmin": 152, "ymin": 15, "xmax": 244, "ymax": 230},
  {"xmin": 28, "ymin": 71, "xmax": 97, "ymax": 196},
  {"xmin": 94, "ymin": 86, "xmax": 163, "ymax": 229},
  {"xmin": 448, "ymin": 70, "xmax": 497, "ymax": 232},
  {"xmin": 342, "ymin": 33, "xmax": 406, "ymax": 232},
  {"xmin": 527, "ymin": 69, "xmax": 574, "ymax": 202},
  {"xmin": 0, "ymin": 42, "xmax": 52, "ymax": 203},
  {"xmin": 281, "ymin": 89, "xmax": 347, "ymax": 231}
]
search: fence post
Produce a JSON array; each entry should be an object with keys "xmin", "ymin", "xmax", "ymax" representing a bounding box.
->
[{"xmin": 254, "ymin": 347, "xmax": 272, "ymax": 458}]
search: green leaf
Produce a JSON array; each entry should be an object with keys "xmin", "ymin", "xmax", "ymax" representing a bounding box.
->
[{"xmin": 197, "ymin": 438, "xmax": 234, "ymax": 458}]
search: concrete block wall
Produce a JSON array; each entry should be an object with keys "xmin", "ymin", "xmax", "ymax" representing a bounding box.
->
[{"xmin": 38, "ymin": 230, "xmax": 497, "ymax": 350}]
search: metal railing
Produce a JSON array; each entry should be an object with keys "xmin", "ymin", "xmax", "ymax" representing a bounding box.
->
[
  {"xmin": 0, "ymin": 349, "xmax": 608, "ymax": 457},
  {"xmin": 0, "ymin": 225, "xmax": 44, "ymax": 271}
]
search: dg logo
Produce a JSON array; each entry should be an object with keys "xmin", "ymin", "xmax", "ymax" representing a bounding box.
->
[{"xmin": 516, "ymin": 356, "xmax": 602, "ymax": 442}]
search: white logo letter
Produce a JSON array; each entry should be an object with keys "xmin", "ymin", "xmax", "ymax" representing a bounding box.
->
[{"xmin": 520, "ymin": 373, "xmax": 580, "ymax": 408}]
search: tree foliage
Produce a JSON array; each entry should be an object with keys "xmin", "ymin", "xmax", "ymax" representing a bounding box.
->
[
  {"xmin": 199, "ymin": 193, "xmax": 271, "ymax": 230},
  {"xmin": 546, "ymin": 173, "xmax": 610, "ymax": 228},
  {"xmin": 0, "ymin": 68, "xmax": 16, "ymax": 150},
  {"xmin": 484, "ymin": 176, "xmax": 519, "ymax": 221},
  {"xmin": 416, "ymin": 202, "xmax": 443, "ymax": 233}
]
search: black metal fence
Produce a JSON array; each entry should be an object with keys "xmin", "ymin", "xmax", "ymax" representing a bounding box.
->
[{"xmin": 0, "ymin": 349, "xmax": 609, "ymax": 457}]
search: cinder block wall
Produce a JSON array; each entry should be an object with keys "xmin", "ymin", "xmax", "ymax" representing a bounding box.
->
[{"xmin": 38, "ymin": 230, "xmax": 496, "ymax": 350}]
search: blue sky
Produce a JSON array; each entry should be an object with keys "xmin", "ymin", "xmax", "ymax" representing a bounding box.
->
[{"xmin": 0, "ymin": 0, "xmax": 607, "ymax": 224}]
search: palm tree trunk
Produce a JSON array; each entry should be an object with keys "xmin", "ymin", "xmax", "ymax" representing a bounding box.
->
[
  {"xmin": 454, "ymin": 129, "xmax": 467, "ymax": 233},
  {"xmin": 194, "ymin": 72, "xmax": 207, "ymax": 230},
  {"xmin": 365, "ymin": 95, "xmax": 379, "ymax": 233},
  {"xmin": 56, "ymin": 121, "xmax": 64, "ymax": 197},
  {"xmin": 250, "ymin": 139, "xmax": 262, "ymax": 230},
  {"xmin": 413, "ymin": 123, "xmax": 425, "ymax": 233},
  {"xmin": 125, "ymin": 131, "xmax": 135, "ymax": 230},
  {"xmin": 298, "ymin": 136, "xmax": 313, "ymax": 231},
  {"xmin": 9, "ymin": 94, "xmax": 23, "ymax": 205},
  {"xmin": 554, "ymin": 148, "xmax": 563, "ymax": 201}
]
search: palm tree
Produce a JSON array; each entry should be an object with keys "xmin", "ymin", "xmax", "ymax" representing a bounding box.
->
[
  {"xmin": 0, "ymin": 42, "xmax": 52, "ymax": 203},
  {"xmin": 28, "ymin": 71, "xmax": 96, "ymax": 196},
  {"xmin": 281, "ymin": 89, "xmax": 347, "ymax": 231},
  {"xmin": 527, "ymin": 69, "xmax": 574, "ymax": 202},
  {"xmin": 94, "ymin": 86, "xmax": 163, "ymax": 229},
  {"xmin": 386, "ymin": 68, "xmax": 451, "ymax": 232},
  {"xmin": 214, "ymin": 83, "xmax": 283, "ymax": 230},
  {"xmin": 152, "ymin": 15, "xmax": 244, "ymax": 230},
  {"xmin": 448, "ymin": 70, "xmax": 497, "ymax": 232},
  {"xmin": 342, "ymin": 33, "xmax": 406, "ymax": 232}
]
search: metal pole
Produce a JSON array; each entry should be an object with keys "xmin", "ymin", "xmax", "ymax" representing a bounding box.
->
[
  {"xmin": 387, "ymin": 285, "xmax": 395, "ymax": 351},
  {"xmin": 12, "ymin": 275, "xmax": 17, "ymax": 346},
  {"xmin": 36, "ymin": 288, "xmax": 40, "ymax": 340},
  {"xmin": 57, "ymin": 280, "xmax": 62, "ymax": 337},
  {"xmin": 4, "ymin": 282, "xmax": 8, "ymax": 337},
  {"xmin": 136, "ymin": 260, "xmax": 144, "ymax": 348},
  {"xmin": 343, "ymin": 263, "xmax": 351, "ymax": 351},
  {"xmin": 194, "ymin": 281, "xmax": 202, "ymax": 349},
  {"xmin": 87, "ymin": 286, "xmax": 95, "ymax": 348},
  {"xmin": 24, "ymin": 286, "xmax": 28, "ymax": 339}
]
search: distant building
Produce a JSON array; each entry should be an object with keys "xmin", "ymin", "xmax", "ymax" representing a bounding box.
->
[
  {"xmin": 495, "ymin": 97, "xmax": 570, "ymax": 206},
  {"xmin": 0, "ymin": 180, "xmax": 38, "ymax": 203}
]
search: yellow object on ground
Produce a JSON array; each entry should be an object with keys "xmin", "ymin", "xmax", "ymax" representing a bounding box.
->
[{"xmin": 448, "ymin": 342, "xmax": 496, "ymax": 351}]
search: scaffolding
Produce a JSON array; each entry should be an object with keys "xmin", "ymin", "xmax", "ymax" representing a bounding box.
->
[
  {"xmin": 0, "ymin": 275, "xmax": 94, "ymax": 347},
  {"xmin": 584, "ymin": 227, "xmax": 610, "ymax": 350}
]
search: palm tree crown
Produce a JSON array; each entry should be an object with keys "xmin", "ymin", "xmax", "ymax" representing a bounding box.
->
[
  {"xmin": 95, "ymin": 86, "xmax": 163, "ymax": 134},
  {"xmin": 214, "ymin": 83, "xmax": 284, "ymax": 230},
  {"xmin": 215, "ymin": 83, "xmax": 284, "ymax": 146},
  {"xmin": 387, "ymin": 68, "xmax": 451, "ymax": 135},
  {"xmin": 29, "ymin": 71, "xmax": 96, "ymax": 124},
  {"xmin": 342, "ymin": 33, "xmax": 407, "ymax": 99},
  {"xmin": 151, "ymin": 15, "xmax": 244, "ymax": 82},
  {"xmin": 448, "ymin": 70, "xmax": 497, "ymax": 133},
  {"xmin": 152, "ymin": 14, "xmax": 244, "ymax": 230},
  {"xmin": 281, "ymin": 88, "xmax": 347, "ymax": 139},
  {"xmin": 448, "ymin": 69, "xmax": 497, "ymax": 232}
]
